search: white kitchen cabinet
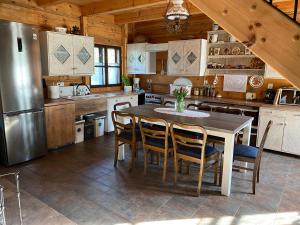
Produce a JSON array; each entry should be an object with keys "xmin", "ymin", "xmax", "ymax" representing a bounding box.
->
[
  {"xmin": 282, "ymin": 111, "xmax": 300, "ymax": 155},
  {"xmin": 168, "ymin": 39, "xmax": 207, "ymax": 76},
  {"xmin": 40, "ymin": 31, "xmax": 94, "ymax": 76},
  {"xmin": 257, "ymin": 107, "xmax": 300, "ymax": 155},
  {"xmin": 127, "ymin": 43, "xmax": 156, "ymax": 74},
  {"xmin": 105, "ymin": 94, "xmax": 138, "ymax": 132},
  {"xmin": 264, "ymin": 64, "xmax": 284, "ymax": 79}
]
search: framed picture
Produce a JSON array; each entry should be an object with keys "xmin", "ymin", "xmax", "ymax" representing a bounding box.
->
[
  {"xmin": 214, "ymin": 48, "xmax": 221, "ymax": 55},
  {"xmin": 245, "ymin": 48, "xmax": 251, "ymax": 55}
]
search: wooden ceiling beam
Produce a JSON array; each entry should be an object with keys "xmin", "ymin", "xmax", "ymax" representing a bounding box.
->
[
  {"xmin": 189, "ymin": 0, "xmax": 300, "ymax": 89},
  {"xmin": 36, "ymin": 0, "xmax": 67, "ymax": 7},
  {"xmin": 115, "ymin": 2, "xmax": 202, "ymax": 24},
  {"xmin": 81, "ymin": 0, "xmax": 167, "ymax": 16}
]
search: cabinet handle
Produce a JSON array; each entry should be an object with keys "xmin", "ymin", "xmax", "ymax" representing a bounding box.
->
[{"xmin": 277, "ymin": 122, "xmax": 284, "ymax": 126}]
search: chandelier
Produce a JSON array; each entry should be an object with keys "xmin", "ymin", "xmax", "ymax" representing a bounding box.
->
[{"xmin": 165, "ymin": 0, "xmax": 190, "ymax": 34}]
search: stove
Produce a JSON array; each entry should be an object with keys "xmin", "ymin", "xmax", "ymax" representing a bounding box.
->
[{"xmin": 145, "ymin": 93, "xmax": 163, "ymax": 105}]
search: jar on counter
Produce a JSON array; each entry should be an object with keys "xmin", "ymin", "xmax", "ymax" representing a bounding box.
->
[{"xmin": 193, "ymin": 88, "xmax": 199, "ymax": 96}]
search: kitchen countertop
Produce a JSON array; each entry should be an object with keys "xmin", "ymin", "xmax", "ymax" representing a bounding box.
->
[
  {"xmin": 44, "ymin": 98, "xmax": 74, "ymax": 107},
  {"xmin": 102, "ymin": 91, "xmax": 139, "ymax": 98}
]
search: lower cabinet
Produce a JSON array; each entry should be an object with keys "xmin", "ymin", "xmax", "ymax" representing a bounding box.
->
[
  {"xmin": 45, "ymin": 103, "xmax": 75, "ymax": 149},
  {"xmin": 257, "ymin": 107, "xmax": 300, "ymax": 155},
  {"xmin": 106, "ymin": 95, "xmax": 138, "ymax": 132}
]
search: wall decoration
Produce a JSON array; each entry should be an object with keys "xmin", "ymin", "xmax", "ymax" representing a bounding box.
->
[
  {"xmin": 231, "ymin": 46, "xmax": 241, "ymax": 55},
  {"xmin": 249, "ymin": 75, "xmax": 264, "ymax": 88},
  {"xmin": 223, "ymin": 74, "xmax": 248, "ymax": 92}
]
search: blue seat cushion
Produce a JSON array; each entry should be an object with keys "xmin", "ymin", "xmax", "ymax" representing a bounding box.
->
[
  {"xmin": 177, "ymin": 144, "xmax": 218, "ymax": 158},
  {"xmin": 234, "ymin": 144, "xmax": 258, "ymax": 158},
  {"xmin": 119, "ymin": 129, "xmax": 142, "ymax": 141},
  {"xmin": 145, "ymin": 137, "xmax": 173, "ymax": 148}
]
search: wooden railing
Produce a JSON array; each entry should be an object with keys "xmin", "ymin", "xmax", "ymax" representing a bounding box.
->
[{"xmin": 265, "ymin": 0, "xmax": 299, "ymax": 24}]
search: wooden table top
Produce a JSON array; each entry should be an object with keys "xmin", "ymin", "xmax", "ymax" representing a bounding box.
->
[{"xmin": 122, "ymin": 104, "xmax": 253, "ymax": 134}]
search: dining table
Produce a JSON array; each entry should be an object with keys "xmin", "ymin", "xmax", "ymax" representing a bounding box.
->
[{"xmin": 121, "ymin": 104, "xmax": 254, "ymax": 196}]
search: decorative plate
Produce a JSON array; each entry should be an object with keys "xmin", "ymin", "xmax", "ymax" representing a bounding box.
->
[
  {"xmin": 231, "ymin": 46, "xmax": 241, "ymax": 55},
  {"xmin": 249, "ymin": 75, "xmax": 264, "ymax": 88}
]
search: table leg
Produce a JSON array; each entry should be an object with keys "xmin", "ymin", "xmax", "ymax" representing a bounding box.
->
[{"xmin": 222, "ymin": 133, "xmax": 235, "ymax": 196}]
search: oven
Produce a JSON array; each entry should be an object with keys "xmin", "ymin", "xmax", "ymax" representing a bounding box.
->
[{"xmin": 145, "ymin": 93, "xmax": 163, "ymax": 105}]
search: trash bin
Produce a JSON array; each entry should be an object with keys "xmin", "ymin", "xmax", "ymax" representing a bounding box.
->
[
  {"xmin": 75, "ymin": 120, "xmax": 85, "ymax": 144},
  {"xmin": 94, "ymin": 116, "xmax": 106, "ymax": 137}
]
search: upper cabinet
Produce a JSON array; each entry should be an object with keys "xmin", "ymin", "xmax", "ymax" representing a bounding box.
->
[
  {"xmin": 40, "ymin": 32, "xmax": 94, "ymax": 76},
  {"xmin": 264, "ymin": 64, "xmax": 284, "ymax": 79},
  {"xmin": 127, "ymin": 43, "xmax": 156, "ymax": 75},
  {"xmin": 167, "ymin": 39, "xmax": 207, "ymax": 76}
]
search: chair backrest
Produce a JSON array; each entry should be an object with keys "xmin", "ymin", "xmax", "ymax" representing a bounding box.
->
[
  {"xmin": 138, "ymin": 116, "xmax": 169, "ymax": 149},
  {"xmin": 187, "ymin": 103, "xmax": 200, "ymax": 110},
  {"xmin": 111, "ymin": 111, "xmax": 136, "ymax": 139},
  {"xmin": 170, "ymin": 122, "xmax": 208, "ymax": 160},
  {"xmin": 163, "ymin": 101, "xmax": 175, "ymax": 107},
  {"xmin": 198, "ymin": 104, "xmax": 212, "ymax": 112},
  {"xmin": 114, "ymin": 102, "xmax": 132, "ymax": 111},
  {"xmin": 214, "ymin": 107, "xmax": 228, "ymax": 113},
  {"xmin": 214, "ymin": 107, "xmax": 243, "ymax": 115},
  {"xmin": 259, "ymin": 120, "xmax": 273, "ymax": 150}
]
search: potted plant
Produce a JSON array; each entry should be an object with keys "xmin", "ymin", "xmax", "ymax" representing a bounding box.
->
[
  {"xmin": 173, "ymin": 87, "xmax": 189, "ymax": 113},
  {"xmin": 122, "ymin": 75, "xmax": 132, "ymax": 93}
]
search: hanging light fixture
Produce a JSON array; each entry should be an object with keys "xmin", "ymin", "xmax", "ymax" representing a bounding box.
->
[{"xmin": 165, "ymin": 0, "xmax": 190, "ymax": 34}]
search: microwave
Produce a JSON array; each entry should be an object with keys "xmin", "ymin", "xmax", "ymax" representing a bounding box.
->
[{"xmin": 274, "ymin": 88, "xmax": 300, "ymax": 105}]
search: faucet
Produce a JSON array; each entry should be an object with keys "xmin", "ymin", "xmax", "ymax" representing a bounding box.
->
[{"xmin": 75, "ymin": 83, "xmax": 91, "ymax": 96}]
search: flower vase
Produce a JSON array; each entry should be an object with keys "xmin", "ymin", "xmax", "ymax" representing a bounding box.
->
[{"xmin": 175, "ymin": 98, "xmax": 185, "ymax": 113}]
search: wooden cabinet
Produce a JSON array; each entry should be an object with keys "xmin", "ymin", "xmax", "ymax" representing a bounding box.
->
[
  {"xmin": 40, "ymin": 31, "xmax": 94, "ymax": 76},
  {"xmin": 106, "ymin": 94, "xmax": 138, "ymax": 132},
  {"xmin": 45, "ymin": 103, "xmax": 75, "ymax": 149},
  {"xmin": 168, "ymin": 39, "xmax": 207, "ymax": 76},
  {"xmin": 264, "ymin": 64, "xmax": 284, "ymax": 79},
  {"xmin": 257, "ymin": 107, "xmax": 300, "ymax": 155},
  {"xmin": 127, "ymin": 43, "xmax": 156, "ymax": 74}
]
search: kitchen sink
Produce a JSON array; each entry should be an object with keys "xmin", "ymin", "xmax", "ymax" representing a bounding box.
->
[{"xmin": 63, "ymin": 94, "xmax": 106, "ymax": 101}]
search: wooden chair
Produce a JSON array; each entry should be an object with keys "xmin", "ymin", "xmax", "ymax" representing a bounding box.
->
[
  {"xmin": 138, "ymin": 116, "xmax": 173, "ymax": 182},
  {"xmin": 232, "ymin": 120, "xmax": 273, "ymax": 194},
  {"xmin": 187, "ymin": 103, "xmax": 200, "ymax": 110},
  {"xmin": 170, "ymin": 122, "xmax": 221, "ymax": 195},
  {"xmin": 198, "ymin": 104, "xmax": 212, "ymax": 112},
  {"xmin": 112, "ymin": 111, "xmax": 141, "ymax": 172},
  {"xmin": 163, "ymin": 101, "xmax": 175, "ymax": 107},
  {"xmin": 214, "ymin": 107, "xmax": 243, "ymax": 115},
  {"xmin": 114, "ymin": 102, "xmax": 132, "ymax": 110}
]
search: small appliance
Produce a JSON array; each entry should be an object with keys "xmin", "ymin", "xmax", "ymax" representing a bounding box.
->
[
  {"xmin": 48, "ymin": 85, "xmax": 60, "ymax": 99},
  {"xmin": 264, "ymin": 88, "xmax": 276, "ymax": 104},
  {"xmin": 145, "ymin": 93, "xmax": 163, "ymax": 105}
]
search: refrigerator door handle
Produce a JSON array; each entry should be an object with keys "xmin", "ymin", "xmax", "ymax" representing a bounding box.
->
[{"xmin": 17, "ymin": 37, "xmax": 22, "ymax": 52}]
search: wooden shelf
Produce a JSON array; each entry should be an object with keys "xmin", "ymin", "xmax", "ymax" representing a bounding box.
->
[
  {"xmin": 207, "ymin": 55, "xmax": 256, "ymax": 59},
  {"xmin": 206, "ymin": 68, "xmax": 265, "ymax": 75},
  {"xmin": 207, "ymin": 41, "xmax": 244, "ymax": 46}
]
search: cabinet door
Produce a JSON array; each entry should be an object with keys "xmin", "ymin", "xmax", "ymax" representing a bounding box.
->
[
  {"xmin": 45, "ymin": 104, "xmax": 75, "ymax": 149},
  {"xmin": 282, "ymin": 112, "xmax": 300, "ymax": 155},
  {"xmin": 168, "ymin": 41, "xmax": 184, "ymax": 75},
  {"xmin": 48, "ymin": 32, "xmax": 74, "ymax": 75},
  {"xmin": 73, "ymin": 36, "xmax": 94, "ymax": 75},
  {"xmin": 184, "ymin": 40, "xmax": 200, "ymax": 75},
  {"xmin": 135, "ymin": 43, "xmax": 147, "ymax": 74},
  {"xmin": 127, "ymin": 44, "xmax": 136, "ymax": 74},
  {"xmin": 257, "ymin": 113, "xmax": 285, "ymax": 151}
]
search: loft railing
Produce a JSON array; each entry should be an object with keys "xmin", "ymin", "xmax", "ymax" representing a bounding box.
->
[{"xmin": 265, "ymin": 0, "xmax": 299, "ymax": 25}]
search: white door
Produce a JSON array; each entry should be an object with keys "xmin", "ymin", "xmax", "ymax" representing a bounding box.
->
[
  {"xmin": 48, "ymin": 32, "xmax": 73, "ymax": 75},
  {"xmin": 257, "ymin": 114, "xmax": 285, "ymax": 151},
  {"xmin": 73, "ymin": 35, "xmax": 94, "ymax": 75},
  {"xmin": 168, "ymin": 41, "xmax": 184, "ymax": 75},
  {"xmin": 127, "ymin": 44, "xmax": 136, "ymax": 74},
  {"xmin": 183, "ymin": 40, "xmax": 200, "ymax": 75},
  {"xmin": 135, "ymin": 43, "xmax": 147, "ymax": 74},
  {"xmin": 282, "ymin": 112, "xmax": 300, "ymax": 155}
]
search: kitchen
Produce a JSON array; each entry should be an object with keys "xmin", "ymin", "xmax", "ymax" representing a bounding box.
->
[{"xmin": 0, "ymin": 0, "xmax": 299, "ymax": 225}]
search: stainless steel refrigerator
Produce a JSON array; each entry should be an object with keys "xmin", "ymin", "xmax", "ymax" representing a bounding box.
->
[{"xmin": 0, "ymin": 20, "xmax": 47, "ymax": 166}]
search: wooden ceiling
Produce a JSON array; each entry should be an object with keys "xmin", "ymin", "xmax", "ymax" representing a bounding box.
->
[{"xmin": 34, "ymin": 0, "xmax": 299, "ymax": 21}]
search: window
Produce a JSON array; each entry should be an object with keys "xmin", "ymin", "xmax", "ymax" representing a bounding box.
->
[{"xmin": 91, "ymin": 45, "xmax": 121, "ymax": 87}]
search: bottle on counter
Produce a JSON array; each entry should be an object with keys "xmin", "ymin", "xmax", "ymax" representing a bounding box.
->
[{"xmin": 193, "ymin": 88, "xmax": 199, "ymax": 96}]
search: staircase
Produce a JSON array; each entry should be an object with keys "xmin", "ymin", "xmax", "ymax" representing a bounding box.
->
[{"xmin": 189, "ymin": 0, "xmax": 300, "ymax": 88}]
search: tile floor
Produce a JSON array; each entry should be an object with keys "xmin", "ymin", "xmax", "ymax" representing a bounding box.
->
[{"xmin": 0, "ymin": 134, "xmax": 299, "ymax": 225}]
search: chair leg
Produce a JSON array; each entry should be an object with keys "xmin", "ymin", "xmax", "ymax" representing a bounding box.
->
[
  {"xmin": 144, "ymin": 149, "xmax": 148, "ymax": 176},
  {"xmin": 162, "ymin": 152, "xmax": 168, "ymax": 182},
  {"xmin": 174, "ymin": 155, "xmax": 178, "ymax": 185},
  {"xmin": 187, "ymin": 161, "xmax": 190, "ymax": 175},
  {"xmin": 197, "ymin": 164, "xmax": 205, "ymax": 196},
  {"xmin": 252, "ymin": 164, "xmax": 258, "ymax": 194},
  {"xmin": 129, "ymin": 144, "xmax": 136, "ymax": 172},
  {"xmin": 257, "ymin": 164, "xmax": 260, "ymax": 183},
  {"xmin": 114, "ymin": 139, "xmax": 119, "ymax": 167},
  {"xmin": 157, "ymin": 152, "xmax": 161, "ymax": 165}
]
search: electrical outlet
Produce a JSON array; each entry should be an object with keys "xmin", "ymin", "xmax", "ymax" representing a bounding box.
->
[
  {"xmin": 57, "ymin": 81, "xmax": 64, "ymax": 87},
  {"xmin": 268, "ymin": 83, "xmax": 273, "ymax": 89}
]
